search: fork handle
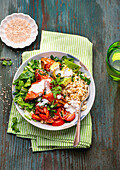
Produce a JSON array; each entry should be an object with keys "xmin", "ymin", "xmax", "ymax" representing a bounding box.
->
[
  {"xmin": 73, "ymin": 100, "xmax": 83, "ymax": 147},
  {"xmin": 73, "ymin": 115, "xmax": 81, "ymax": 147}
]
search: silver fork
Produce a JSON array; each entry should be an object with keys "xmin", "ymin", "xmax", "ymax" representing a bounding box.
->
[{"xmin": 73, "ymin": 87, "xmax": 90, "ymax": 147}]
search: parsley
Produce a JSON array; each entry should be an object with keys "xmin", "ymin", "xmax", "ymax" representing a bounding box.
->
[
  {"xmin": 50, "ymin": 55, "xmax": 54, "ymax": 60},
  {"xmin": 8, "ymin": 60, "xmax": 13, "ymax": 66},
  {"xmin": 60, "ymin": 64, "xmax": 64, "ymax": 70},
  {"xmin": 2, "ymin": 60, "xmax": 12, "ymax": 66},
  {"xmin": 60, "ymin": 111, "xmax": 63, "ymax": 117},
  {"xmin": 47, "ymin": 100, "xmax": 58, "ymax": 117},
  {"xmin": 11, "ymin": 117, "xmax": 20, "ymax": 133},
  {"xmin": 64, "ymin": 95, "xmax": 66, "ymax": 98},
  {"xmin": 50, "ymin": 55, "xmax": 62, "ymax": 64},
  {"xmin": 77, "ymin": 78, "xmax": 79, "ymax": 81},
  {"xmin": 50, "ymin": 77, "xmax": 64, "ymax": 86},
  {"xmin": 51, "ymin": 86, "xmax": 62, "ymax": 98},
  {"xmin": 2, "ymin": 60, "xmax": 8, "ymax": 66},
  {"xmin": 71, "ymin": 76, "xmax": 74, "ymax": 82},
  {"xmin": 79, "ymin": 74, "xmax": 91, "ymax": 85}
]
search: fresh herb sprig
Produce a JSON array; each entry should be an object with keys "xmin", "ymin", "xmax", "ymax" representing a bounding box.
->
[
  {"xmin": 79, "ymin": 74, "xmax": 91, "ymax": 85},
  {"xmin": 11, "ymin": 117, "xmax": 20, "ymax": 133},
  {"xmin": 2, "ymin": 60, "xmax": 13, "ymax": 66},
  {"xmin": 50, "ymin": 76, "xmax": 63, "ymax": 98},
  {"xmin": 47, "ymin": 100, "xmax": 57, "ymax": 117},
  {"xmin": 51, "ymin": 86, "xmax": 62, "ymax": 98},
  {"xmin": 76, "ymin": 71, "xmax": 91, "ymax": 85}
]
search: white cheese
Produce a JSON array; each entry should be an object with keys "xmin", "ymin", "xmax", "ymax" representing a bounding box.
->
[
  {"xmin": 57, "ymin": 94, "xmax": 62, "ymax": 99},
  {"xmin": 37, "ymin": 99, "xmax": 49, "ymax": 107},
  {"xmin": 50, "ymin": 62, "xmax": 60, "ymax": 73},
  {"xmin": 63, "ymin": 67, "xmax": 73, "ymax": 77},
  {"xmin": 55, "ymin": 69, "xmax": 64, "ymax": 77}
]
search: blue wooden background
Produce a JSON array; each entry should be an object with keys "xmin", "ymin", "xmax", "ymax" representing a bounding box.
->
[{"xmin": 0, "ymin": 0, "xmax": 120, "ymax": 169}]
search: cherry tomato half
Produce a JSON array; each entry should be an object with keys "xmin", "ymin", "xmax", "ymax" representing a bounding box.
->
[
  {"xmin": 64, "ymin": 112, "xmax": 75, "ymax": 121},
  {"xmin": 45, "ymin": 118, "xmax": 54, "ymax": 124},
  {"xmin": 52, "ymin": 119, "xmax": 64, "ymax": 126},
  {"xmin": 32, "ymin": 114, "xmax": 42, "ymax": 121},
  {"xmin": 57, "ymin": 108, "xmax": 66, "ymax": 120},
  {"xmin": 53, "ymin": 115, "xmax": 59, "ymax": 120},
  {"xmin": 36, "ymin": 106, "xmax": 44, "ymax": 113},
  {"xmin": 39, "ymin": 114, "xmax": 47, "ymax": 120},
  {"xmin": 43, "ymin": 107, "xmax": 49, "ymax": 118}
]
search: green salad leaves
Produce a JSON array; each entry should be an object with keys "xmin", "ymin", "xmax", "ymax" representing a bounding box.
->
[{"xmin": 13, "ymin": 59, "xmax": 41, "ymax": 111}]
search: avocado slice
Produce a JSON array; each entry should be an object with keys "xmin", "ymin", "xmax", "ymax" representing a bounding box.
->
[
  {"xmin": 60, "ymin": 77, "xmax": 71, "ymax": 86},
  {"xmin": 64, "ymin": 59, "xmax": 81, "ymax": 72}
]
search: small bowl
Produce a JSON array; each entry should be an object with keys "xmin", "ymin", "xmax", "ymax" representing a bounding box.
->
[{"xmin": 0, "ymin": 13, "xmax": 38, "ymax": 48}]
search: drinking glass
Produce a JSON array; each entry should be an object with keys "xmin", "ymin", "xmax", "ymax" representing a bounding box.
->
[{"xmin": 106, "ymin": 41, "xmax": 120, "ymax": 81}]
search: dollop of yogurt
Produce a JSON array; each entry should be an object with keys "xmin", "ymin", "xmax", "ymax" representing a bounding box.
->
[
  {"xmin": 69, "ymin": 100, "xmax": 80, "ymax": 111},
  {"xmin": 29, "ymin": 79, "xmax": 51, "ymax": 94},
  {"xmin": 64, "ymin": 103, "xmax": 76, "ymax": 114},
  {"xmin": 64, "ymin": 100, "xmax": 80, "ymax": 114},
  {"xmin": 29, "ymin": 80, "xmax": 45, "ymax": 93}
]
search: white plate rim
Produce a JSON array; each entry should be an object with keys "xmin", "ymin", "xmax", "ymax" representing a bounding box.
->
[{"xmin": 12, "ymin": 51, "xmax": 95, "ymax": 131}]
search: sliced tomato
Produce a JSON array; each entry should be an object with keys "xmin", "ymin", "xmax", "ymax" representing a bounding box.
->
[
  {"xmin": 35, "ymin": 108, "xmax": 40, "ymax": 115},
  {"xmin": 52, "ymin": 119, "xmax": 64, "ymax": 126},
  {"xmin": 53, "ymin": 115, "xmax": 59, "ymax": 120},
  {"xmin": 64, "ymin": 112, "xmax": 75, "ymax": 121},
  {"xmin": 39, "ymin": 114, "xmax": 48, "ymax": 120},
  {"xmin": 32, "ymin": 114, "xmax": 42, "ymax": 121},
  {"xmin": 36, "ymin": 105, "xmax": 44, "ymax": 113},
  {"xmin": 43, "ymin": 107, "xmax": 49, "ymax": 118},
  {"xmin": 42, "ymin": 93, "xmax": 55, "ymax": 102},
  {"xmin": 45, "ymin": 118, "xmax": 54, "ymax": 124},
  {"xmin": 38, "ymin": 107, "xmax": 49, "ymax": 120},
  {"xmin": 57, "ymin": 108, "xmax": 66, "ymax": 120}
]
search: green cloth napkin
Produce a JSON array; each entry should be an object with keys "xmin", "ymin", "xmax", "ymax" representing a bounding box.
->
[{"xmin": 7, "ymin": 30, "xmax": 93, "ymax": 152}]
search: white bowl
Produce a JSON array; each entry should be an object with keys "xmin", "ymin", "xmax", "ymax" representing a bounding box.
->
[
  {"xmin": 0, "ymin": 13, "xmax": 38, "ymax": 48},
  {"xmin": 12, "ymin": 51, "xmax": 95, "ymax": 131}
]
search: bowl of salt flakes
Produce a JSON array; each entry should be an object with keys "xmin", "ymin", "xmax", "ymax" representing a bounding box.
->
[{"xmin": 0, "ymin": 13, "xmax": 38, "ymax": 48}]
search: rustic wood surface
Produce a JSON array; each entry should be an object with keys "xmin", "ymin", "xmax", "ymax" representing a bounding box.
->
[{"xmin": 0, "ymin": 0, "xmax": 120, "ymax": 169}]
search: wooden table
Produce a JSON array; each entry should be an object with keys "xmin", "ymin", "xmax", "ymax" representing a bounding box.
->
[{"xmin": 0, "ymin": 0, "xmax": 120, "ymax": 169}]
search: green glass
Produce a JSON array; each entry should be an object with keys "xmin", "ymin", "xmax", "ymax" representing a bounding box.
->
[{"xmin": 106, "ymin": 41, "xmax": 120, "ymax": 81}]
